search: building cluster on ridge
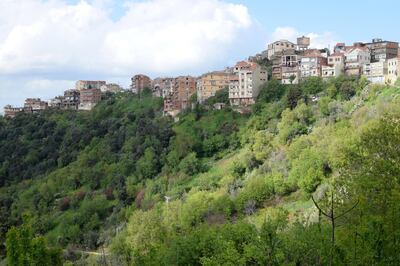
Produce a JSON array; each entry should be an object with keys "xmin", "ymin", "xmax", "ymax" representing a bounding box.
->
[
  {"xmin": 4, "ymin": 36, "xmax": 400, "ymax": 118},
  {"xmin": 4, "ymin": 81, "xmax": 123, "ymax": 118}
]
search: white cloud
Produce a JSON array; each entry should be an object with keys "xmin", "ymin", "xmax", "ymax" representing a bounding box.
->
[
  {"xmin": 269, "ymin": 26, "xmax": 338, "ymax": 50},
  {"xmin": 0, "ymin": 0, "xmax": 251, "ymax": 76},
  {"xmin": 0, "ymin": 0, "xmax": 252, "ymax": 111}
]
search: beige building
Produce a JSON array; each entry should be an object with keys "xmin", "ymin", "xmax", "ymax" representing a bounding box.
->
[
  {"xmin": 322, "ymin": 53, "xmax": 345, "ymax": 79},
  {"xmin": 24, "ymin": 98, "xmax": 48, "ymax": 112},
  {"xmin": 75, "ymin": 80, "xmax": 106, "ymax": 91},
  {"xmin": 79, "ymin": 88, "xmax": 102, "ymax": 110},
  {"xmin": 197, "ymin": 71, "xmax": 230, "ymax": 103},
  {"xmin": 363, "ymin": 61, "xmax": 388, "ymax": 84},
  {"xmin": 322, "ymin": 65, "xmax": 343, "ymax": 80},
  {"xmin": 328, "ymin": 53, "xmax": 345, "ymax": 69},
  {"xmin": 4, "ymin": 105, "xmax": 24, "ymax": 118},
  {"xmin": 267, "ymin": 40, "xmax": 296, "ymax": 60},
  {"xmin": 386, "ymin": 57, "xmax": 400, "ymax": 85},
  {"xmin": 229, "ymin": 61, "xmax": 267, "ymax": 106},
  {"xmin": 100, "ymin": 83, "xmax": 123, "ymax": 93}
]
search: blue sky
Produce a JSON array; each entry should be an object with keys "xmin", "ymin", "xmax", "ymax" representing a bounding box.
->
[{"xmin": 1, "ymin": 0, "xmax": 399, "ymax": 111}]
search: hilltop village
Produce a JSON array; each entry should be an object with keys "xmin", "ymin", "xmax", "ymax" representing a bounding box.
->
[{"xmin": 4, "ymin": 36, "xmax": 400, "ymax": 118}]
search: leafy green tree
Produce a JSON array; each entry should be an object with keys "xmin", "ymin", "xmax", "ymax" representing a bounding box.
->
[
  {"xmin": 136, "ymin": 147, "xmax": 159, "ymax": 180},
  {"xmin": 178, "ymin": 152, "xmax": 202, "ymax": 176}
]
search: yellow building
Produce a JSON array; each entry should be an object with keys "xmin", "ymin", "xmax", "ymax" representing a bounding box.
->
[{"xmin": 196, "ymin": 71, "xmax": 230, "ymax": 103}]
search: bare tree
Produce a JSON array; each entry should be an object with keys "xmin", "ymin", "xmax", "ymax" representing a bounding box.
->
[{"xmin": 311, "ymin": 191, "xmax": 359, "ymax": 266}]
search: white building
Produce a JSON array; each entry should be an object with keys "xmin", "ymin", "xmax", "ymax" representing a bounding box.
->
[
  {"xmin": 344, "ymin": 47, "xmax": 371, "ymax": 76},
  {"xmin": 229, "ymin": 61, "xmax": 267, "ymax": 106},
  {"xmin": 363, "ymin": 61, "xmax": 388, "ymax": 84},
  {"xmin": 322, "ymin": 65, "xmax": 343, "ymax": 80},
  {"xmin": 100, "ymin": 83, "xmax": 123, "ymax": 93},
  {"xmin": 300, "ymin": 56, "xmax": 327, "ymax": 79}
]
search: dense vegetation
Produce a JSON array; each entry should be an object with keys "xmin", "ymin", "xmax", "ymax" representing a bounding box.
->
[{"xmin": 1, "ymin": 77, "xmax": 400, "ymax": 265}]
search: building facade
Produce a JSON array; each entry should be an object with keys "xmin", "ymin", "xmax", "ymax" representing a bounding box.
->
[
  {"xmin": 131, "ymin": 74, "xmax": 151, "ymax": 94},
  {"xmin": 363, "ymin": 61, "xmax": 388, "ymax": 84},
  {"xmin": 152, "ymin": 77, "xmax": 174, "ymax": 98},
  {"xmin": 75, "ymin": 80, "xmax": 106, "ymax": 91},
  {"xmin": 63, "ymin": 89, "xmax": 80, "ymax": 110},
  {"xmin": 281, "ymin": 51, "xmax": 301, "ymax": 84},
  {"xmin": 24, "ymin": 98, "xmax": 48, "ymax": 112},
  {"xmin": 267, "ymin": 40, "xmax": 296, "ymax": 60},
  {"xmin": 365, "ymin": 38, "xmax": 399, "ymax": 62},
  {"xmin": 3, "ymin": 105, "xmax": 24, "ymax": 118},
  {"xmin": 197, "ymin": 71, "xmax": 230, "ymax": 103},
  {"xmin": 229, "ymin": 61, "xmax": 267, "ymax": 106},
  {"xmin": 163, "ymin": 76, "xmax": 197, "ymax": 116},
  {"xmin": 344, "ymin": 47, "xmax": 371, "ymax": 76},
  {"xmin": 79, "ymin": 88, "xmax": 101, "ymax": 110},
  {"xmin": 100, "ymin": 83, "xmax": 123, "ymax": 93},
  {"xmin": 386, "ymin": 57, "xmax": 400, "ymax": 85},
  {"xmin": 300, "ymin": 55, "xmax": 328, "ymax": 79}
]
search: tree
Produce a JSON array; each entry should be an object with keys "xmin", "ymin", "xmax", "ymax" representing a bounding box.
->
[
  {"xmin": 286, "ymin": 86, "xmax": 303, "ymax": 109},
  {"xmin": 136, "ymin": 147, "xmax": 159, "ymax": 180},
  {"xmin": 6, "ymin": 222, "xmax": 62, "ymax": 266},
  {"xmin": 311, "ymin": 189, "xmax": 359, "ymax": 266}
]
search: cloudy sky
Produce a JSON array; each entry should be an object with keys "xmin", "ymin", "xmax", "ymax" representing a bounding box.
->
[{"xmin": 1, "ymin": 0, "xmax": 399, "ymax": 110}]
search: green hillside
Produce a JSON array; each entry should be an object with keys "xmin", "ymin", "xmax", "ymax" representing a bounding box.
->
[{"xmin": 1, "ymin": 77, "xmax": 400, "ymax": 265}]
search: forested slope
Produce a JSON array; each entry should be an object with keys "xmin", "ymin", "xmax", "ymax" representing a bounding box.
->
[{"xmin": 1, "ymin": 78, "xmax": 400, "ymax": 265}]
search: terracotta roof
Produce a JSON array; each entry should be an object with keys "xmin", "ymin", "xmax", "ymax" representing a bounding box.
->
[
  {"xmin": 329, "ymin": 52, "xmax": 345, "ymax": 57},
  {"xmin": 234, "ymin": 61, "xmax": 258, "ymax": 70}
]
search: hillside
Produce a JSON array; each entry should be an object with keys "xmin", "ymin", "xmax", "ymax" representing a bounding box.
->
[{"xmin": 1, "ymin": 77, "xmax": 400, "ymax": 265}]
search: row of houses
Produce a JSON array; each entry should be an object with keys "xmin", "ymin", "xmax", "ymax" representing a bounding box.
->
[
  {"xmin": 4, "ymin": 81, "xmax": 123, "ymax": 117},
  {"xmin": 4, "ymin": 37, "xmax": 400, "ymax": 118},
  {"xmin": 267, "ymin": 37, "xmax": 400, "ymax": 85},
  {"xmin": 129, "ymin": 61, "xmax": 268, "ymax": 116}
]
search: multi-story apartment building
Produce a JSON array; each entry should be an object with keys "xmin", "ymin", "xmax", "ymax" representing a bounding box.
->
[
  {"xmin": 267, "ymin": 40, "xmax": 296, "ymax": 60},
  {"xmin": 344, "ymin": 46, "xmax": 371, "ymax": 76},
  {"xmin": 300, "ymin": 50, "xmax": 328, "ymax": 79},
  {"xmin": 152, "ymin": 77, "xmax": 174, "ymax": 98},
  {"xmin": 321, "ymin": 65, "xmax": 341, "ymax": 80},
  {"xmin": 229, "ymin": 61, "xmax": 267, "ymax": 106},
  {"xmin": 63, "ymin": 89, "xmax": 80, "ymax": 110},
  {"xmin": 386, "ymin": 57, "xmax": 400, "ymax": 85},
  {"xmin": 363, "ymin": 61, "xmax": 388, "ymax": 84},
  {"xmin": 281, "ymin": 50, "xmax": 301, "ymax": 84},
  {"xmin": 197, "ymin": 71, "xmax": 230, "ymax": 103},
  {"xmin": 131, "ymin": 74, "xmax": 151, "ymax": 94},
  {"xmin": 321, "ymin": 53, "xmax": 345, "ymax": 79},
  {"xmin": 49, "ymin": 96, "xmax": 64, "ymax": 109},
  {"xmin": 3, "ymin": 105, "xmax": 24, "ymax": 118},
  {"xmin": 365, "ymin": 38, "xmax": 399, "ymax": 62},
  {"xmin": 75, "ymin": 80, "xmax": 106, "ymax": 91},
  {"xmin": 24, "ymin": 98, "xmax": 48, "ymax": 112},
  {"xmin": 79, "ymin": 88, "xmax": 101, "ymax": 110},
  {"xmin": 163, "ymin": 76, "xmax": 196, "ymax": 116},
  {"xmin": 328, "ymin": 53, "xmax": 345, "ymax": 69}
]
